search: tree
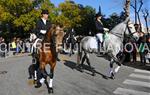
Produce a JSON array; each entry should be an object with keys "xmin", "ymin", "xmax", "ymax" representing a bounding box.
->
[
  {"xmin": 77, "ymin": 5, "xmax": 96, "ymax": 35},
  {"xmin": 0, "ymin": 0, "xmax": 36, "ymax": 38},
  {"xmin": 142, "ymin": 9, "xmax": 149, "ymax": 33},
  {"xmin": 103, "ymin": 12, "xmax": 126, "ymax": 30},
  {"xmin": 56, "ymin": 0, "xmax": 82, "ymax": 29},
  {"xmin": 124, "ymin": 0, "xmax": 130, "ymax": 17},
  {"xmin": 0, "ymin": 0, "xmax": 54, "ymax": 39}
]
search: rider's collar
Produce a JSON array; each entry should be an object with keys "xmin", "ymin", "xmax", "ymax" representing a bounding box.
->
[{"xmin": 41, "ymin": 18, "xmax": 47, "ymax": 25}]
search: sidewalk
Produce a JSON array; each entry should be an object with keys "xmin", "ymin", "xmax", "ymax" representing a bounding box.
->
[{"xmin": 0, "ymin": 52, "xmax": 31, "ymax": 59}]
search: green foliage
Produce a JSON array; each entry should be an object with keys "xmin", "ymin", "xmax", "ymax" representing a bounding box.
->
[
  {"xmin": 0, "ymin": 0, "xmax": 37, "ymax": 31},
  {"xmin": 103, "ymin": 12, "xmax": 126, "ymax": 30},
  {"xmin": 0, "ymin": 0, "xmax": 127, "ymax": 38},
  {"xmin": 57, "ymin": 0, "xmax": 82, "ymax": 28},
  {"xmin": 77, "ymin": 5, "xmax": 96, "ymax": 35}
]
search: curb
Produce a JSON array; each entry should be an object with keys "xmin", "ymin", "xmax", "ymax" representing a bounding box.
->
[{"xmin": 0, "ymin": 53, "xmax": 31, "ymax": 59}]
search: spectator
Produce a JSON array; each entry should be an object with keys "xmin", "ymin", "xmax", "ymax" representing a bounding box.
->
[
  {"xmin": 0, "ymin": 37, "xmax": 6, "ymax": 58},
  {"xmin": 11, "ymin": 37, "xmax": 17, "ymax": 55},
  {"xmin": 16, "ymin": 38, "xmax": 20, "ymax": 54},
  {"xmin": 145, "ymin": 34, "xmax": 150, "ymax": 63},
  {"xmin": 25, "ymin": 39, "xmax": 31, "ymax": 53},
  {"xmin": 138, "ymin": 32, "xmax": 147, "ymax": 65}
]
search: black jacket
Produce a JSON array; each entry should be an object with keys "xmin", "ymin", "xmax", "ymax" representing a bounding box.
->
[
  {"xmin": 34, "ymin": 19, "xmax": 51, "ymax": 39},
  {"xmin": 95, "ymin": 20, "xmax": 104, "ymax": 34}
]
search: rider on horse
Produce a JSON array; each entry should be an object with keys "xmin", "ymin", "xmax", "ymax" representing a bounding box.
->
[
  {"xmin": 95, "ymin": 13, "xmax": 109, "ymax": 56},
  {"xmin": 30, "ymin": 9, "xmax": 52, "ymax": 86},
  {"xmin": 34, "ymin": 9, "xmax": 51, "ymax": 41},
  {"xmin": 31, "ymin": 9, "xmax": 51, "ymax": 61}
]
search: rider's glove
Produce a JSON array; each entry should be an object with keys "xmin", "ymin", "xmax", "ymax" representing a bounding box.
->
[
  {"xmin": 103, "ymin": 28, "xmax": 109, "ymax": 32},
  {"xmin": 40, "ymin": 30, "xmax": 47, "ymax": 34}
]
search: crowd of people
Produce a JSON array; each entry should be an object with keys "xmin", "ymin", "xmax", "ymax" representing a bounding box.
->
[
  {"xmin": 0, "ymin": 36, "xmax": 31, "ymax": 58},
  {"xmin": 124, "ymin": 24, "xmax": 150, "ymax": 65}
]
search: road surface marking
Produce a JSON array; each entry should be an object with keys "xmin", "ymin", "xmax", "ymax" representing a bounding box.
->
[
  {"xmin": 129, "ymin": 73, "xmax": 150, "ymax": 80},
  {"xmin": 123, "ymin": 79, "xmax": 150, "ymax": 88},
  {"xmin": 113, "ymin": 87, "xmax": 150, "ymax": 95},
  {"xmin": 134, "ymin": 69, "xmax": 150, "ymax": 74}
]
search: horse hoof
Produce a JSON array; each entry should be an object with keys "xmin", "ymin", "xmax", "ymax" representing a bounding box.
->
[
  {"xmin": 110, "ymin": 73, "xmax": 115, "ymax": 79},
  {"xmin": 28, "ymin": 76, "xmax": 32, "ymax": 79},
  {"xmin": 35, "ymin": 82, "xmax": 42, "ymax": 88},
  {"xmin": 92, "ymin": 73, "xmax": 96, "ymax": 76},
  {"xmin": 79, "ymin": 68, "xmax": 84, "ymax": 72},
  {"xmin": 110, "ymin": 76, "xmax": 115, "ymax": 79},
  {"xmin": 48, "ymin": 88, "xmax": 53, "ymax": 94}
]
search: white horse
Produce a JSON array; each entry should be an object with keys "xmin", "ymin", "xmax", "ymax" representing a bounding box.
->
[
  {"xmin": 77, "ymin": 17, "xmax": 139, "ymax": 78},
  {"xmin": 29, "ymin": 33, "xmax": 37, "ymax": 42},
  {"xmin": 29, "ymin": 33, "xmax": 43, "ymax": 53}
]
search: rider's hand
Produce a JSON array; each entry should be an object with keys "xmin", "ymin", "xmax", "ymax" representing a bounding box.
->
[{"xmin": 103, "ymin": 28, "xmax": 109, "ymax": 32}]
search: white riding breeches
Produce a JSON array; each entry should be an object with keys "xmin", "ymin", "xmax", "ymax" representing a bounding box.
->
[{"xmin": 96, "ymin": 33, "xmax": 103, "ymax": 43}]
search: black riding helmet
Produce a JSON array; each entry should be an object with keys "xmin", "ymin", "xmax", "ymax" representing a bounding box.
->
[
  {"xmin": 41, "ymin": 9, "xmax": 49, "ymax": 15},
  {"xmin": 95, "ymin": 13, "xmax": 102, "ymax": 18}
]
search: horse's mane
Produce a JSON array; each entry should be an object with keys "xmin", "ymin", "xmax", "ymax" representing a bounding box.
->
[
  {"xmin": 44, "ymin": 24, "xmax": 56, "ymax": 42},
  {"xmin": 110, "ymin": 22, "xmax": 125, "ymax": 34},
  {"xmin": 110, "ymin": 17, "xmax": 129, "ymax": 34}
]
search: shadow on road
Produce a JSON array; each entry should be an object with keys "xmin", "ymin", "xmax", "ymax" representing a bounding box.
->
[
  {"xmin": 63, "ymin": 60, "xmax": 109, "ymax": 79},
  {"xmin": 123, "ymin": 61, "xmax": 150, "ymax": 71},
  {"xmin": 98, "ymin": 53, "xmax": 150, "ymax": 72},
  {"xmin": 0, "ymin": 71, "xmax": 7, "ymax": 75}
]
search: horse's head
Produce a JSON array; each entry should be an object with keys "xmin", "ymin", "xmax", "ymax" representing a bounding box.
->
[
  {"xmin": 29, "ymin": 33, "xmax": 37, "ymax": 42},
  {"xmin": 123, "ymin": 17, "xmax": 139, "ymax": 40},
  {"xmin": 110, "ymin": 17, "xmax": 139, "ymax": 41},
  {"xmin": 46, "ymin": 24, "xmax": 64, "ymax": 52}
]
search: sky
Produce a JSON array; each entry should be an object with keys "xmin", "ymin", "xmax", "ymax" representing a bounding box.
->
[{"xmin": 51, "ymin": 0, "xmax": 150, "ymax": 26}]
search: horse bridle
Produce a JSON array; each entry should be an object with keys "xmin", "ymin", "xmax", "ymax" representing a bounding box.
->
[{"xmin": 124, "ymin": 24, "xmax": 138, "ymax": 41}]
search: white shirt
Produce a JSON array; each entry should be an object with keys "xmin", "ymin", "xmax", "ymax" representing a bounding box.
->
[
  {"xmin": 42, "ymin": 18, "xmax": 46, "ymax": 25},
  {"xmin": 40, "ymin": 18, "xmax": 47, "ymax": 34}
]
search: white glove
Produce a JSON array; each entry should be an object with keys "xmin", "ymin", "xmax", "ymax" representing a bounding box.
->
[
  {"xmin": 103, "ymin": 28, "xmax": 109, "ymax": 32},
  {"xmin": 40, "ymin": 30, "xmax": 47, "ymax": 34}
]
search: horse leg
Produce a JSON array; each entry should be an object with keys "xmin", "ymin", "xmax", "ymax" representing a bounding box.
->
[
  {"xmin": 114, "ymin": 61, "xmax": 121, "ymax": 74},
  {"xmin": 79, "ymin": 53, "xmax": 86, "ymax": 72},
  {"xmin": 33, "ymin": 59, "xmax": 39, "ymax": 84},
  {"xmin": 69, "ymin": 43, "xmax": 72, "ymax": 56},
  {"xmin": 46, "ymin": 62, "xmax": 56, "ymax": 94},
  {"xmin": 35, "ymin": 62, "xmax": 46, "ymax": 88},
  {"xmin": 108, "ymin": 58, "xmax": 115, "ymax": 79},
  {"xmin": 85, "ymin": 53, "xmax": 95, "ymax": 76}
]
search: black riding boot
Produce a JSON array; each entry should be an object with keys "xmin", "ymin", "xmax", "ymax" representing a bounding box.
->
[{"xmin": 97, "ymin": 42, "xmax": 101, "ymax": 56}]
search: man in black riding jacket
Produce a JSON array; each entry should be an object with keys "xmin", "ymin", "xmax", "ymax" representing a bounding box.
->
[{"xmin": 34, "ymin": 9, "xmax": 51, "ymax": 40}]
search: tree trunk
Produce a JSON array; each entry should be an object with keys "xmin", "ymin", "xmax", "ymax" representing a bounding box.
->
[{"xmin": 124, "ymin": 0, "xmax": 130, "ymax": 17}]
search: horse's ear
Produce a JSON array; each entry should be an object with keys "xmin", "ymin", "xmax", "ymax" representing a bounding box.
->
[{"xmin": 124, "ymin": 17, "xmax": 130, "ymax": 24}]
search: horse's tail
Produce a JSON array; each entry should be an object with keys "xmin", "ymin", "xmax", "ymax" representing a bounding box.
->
[{"xmin": 77, "ymin": 40, "xmax": 82, "ymax": 65}]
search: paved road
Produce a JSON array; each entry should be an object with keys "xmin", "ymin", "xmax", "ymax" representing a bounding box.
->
[{"xmin": 0, "ymin": 54, "xmax": 150, "ymax": 95}]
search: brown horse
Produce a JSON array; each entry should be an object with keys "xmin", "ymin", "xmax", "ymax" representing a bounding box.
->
[{"xmin": 35, "ymin": 24, "xmax": 63, "ymax": 93}]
